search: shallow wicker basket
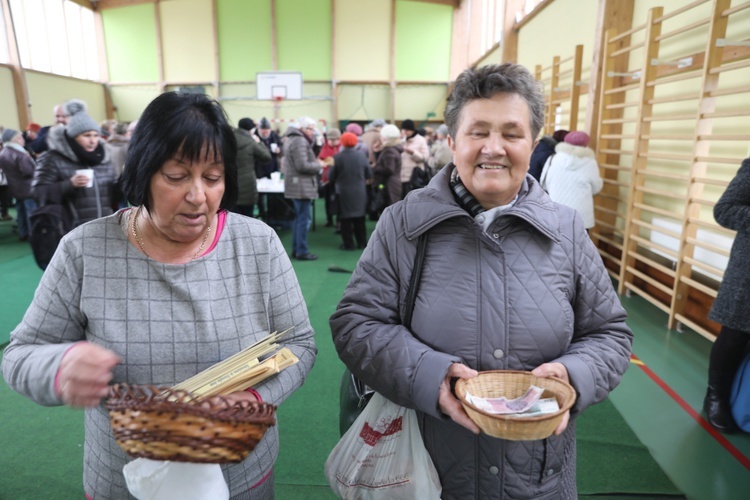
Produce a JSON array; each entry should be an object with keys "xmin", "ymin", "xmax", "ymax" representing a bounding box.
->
[
  {"xmin": 455, "ymin": 370, "xmax": 576, "ymax": 441},
  {"xmin": 106, "ymin": 384, "xmax": 276, "ymax": 463}
]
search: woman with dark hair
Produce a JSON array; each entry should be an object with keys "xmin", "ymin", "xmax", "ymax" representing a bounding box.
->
[
  {"xmin": 330, "ymin": 64, "xmax": 632, "ymax": 499},
  {"xmin": 2, "ymin": 92, "xmax": 317, "ymax": 499}
]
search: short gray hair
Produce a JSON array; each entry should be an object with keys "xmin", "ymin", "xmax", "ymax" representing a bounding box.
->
[{"xmin": 444, "ymin": 63, "xmax": 545, "ymax": 140}]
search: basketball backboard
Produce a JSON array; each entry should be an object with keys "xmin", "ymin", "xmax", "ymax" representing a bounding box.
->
[{"xmin": 256, "ymin": 72, "xmax": 303, "ymax": 100}]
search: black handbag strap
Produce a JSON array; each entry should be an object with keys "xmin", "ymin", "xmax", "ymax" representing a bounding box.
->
[{"xmin": 403, "ymin": 232, "xmax": 428, "ymax": 330}]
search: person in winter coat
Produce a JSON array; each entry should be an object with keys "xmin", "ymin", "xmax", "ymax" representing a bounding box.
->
[
  {"xmin": 428, "ymin": 124, "xmax": 453, "ymax": 172},
  {"xmin": 0, "ymin": 129, "xmax": 37, "ymax": 240},
  {"xmin": 330, "ymin": 63, "xmax": 633, "ymax": 500},
  {"xmin": 345, "ymin": 122, "xmax": 370, "ymax": 160},
  {"xmin": 318, "ymin": 128, "xmax": 342, "ymax": 227},
  {"xmin": 255, "ymin": 117, "xmax": 282, "ymax": 179},
  {"xmin": 529, "ymin": 129, "xmax": 568, "ymax": 181},
  {"xmin": 371, "ymin": 124, "xmax": 403, "ymax": 212},
  {"xmin": 540, "ymin": 131, "xmax": 602, "ymax": 230},
  {"xmin": 106, "ymin": 122, "xmax": 130, "ymax": 179},
  {"xmin": 33, "ymin": 99, "xmax": 118, "ymax": 227},
  {"xmin": 704, "ymin": 156, "xmax": 750, "ymax": 433},
  {"xmin": 2, "ymin": 92, "xmax": 317, "ymax": 499},
  {"xmin": 361, "ymin": 119, "xmax": 386, "ymax": 166},
  {"xmin": 328, "ymin": 132, "xmax": 372, "ymax": 250},
  {"xmin": 399, "ymin": 118, "xmax": 430, "ymax": 198},
  {"xmin": 283, "ymin": 116, "xmax": 324, "ymax": 261},
  {"xmin": 233, "ymin": 118, "xmax": 272, "ymax": 218}
]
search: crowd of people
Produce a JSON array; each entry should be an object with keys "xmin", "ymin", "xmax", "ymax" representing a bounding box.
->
[{"xmin": 0, "ymin": 61, "xmax": 745, "ymax": 499}]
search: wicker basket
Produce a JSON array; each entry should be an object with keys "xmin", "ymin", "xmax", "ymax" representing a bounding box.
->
[
  {"xmin": 455, "ymin": 370, "xmax": 576, "ymax": 441},
  {"xmin": 106, "ymin": 384, "xmax": 276, "ymax": 463}
]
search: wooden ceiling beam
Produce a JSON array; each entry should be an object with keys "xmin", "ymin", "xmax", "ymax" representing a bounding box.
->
[
  {"xmin": 407, "ymin": 0, "xmax": 461, "ymax": 7},
  {"xmin": 88, "ymin": 0, "xmax": 156, "ymax": 11}
]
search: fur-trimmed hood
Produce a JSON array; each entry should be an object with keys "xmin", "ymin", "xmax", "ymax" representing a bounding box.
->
[
  {"xmin": 45, "ymin": 125, "xmax": 110, "ymax": 164},
  {"xmin": 555, "ymin": 141, "xmax": 595, "ymax": 159}
]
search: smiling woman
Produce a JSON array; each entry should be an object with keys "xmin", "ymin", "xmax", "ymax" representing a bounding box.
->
[
  {"xmin": 2, "ymin": 92, "xmax": 318, "ymax": 499},
  {"xmin": 330, "ymin": 63, "xmax": 633, "ymax": 499}
]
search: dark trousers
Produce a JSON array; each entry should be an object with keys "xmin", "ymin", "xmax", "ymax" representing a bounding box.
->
[
  {"xmin": 323, "ymin": 183, "xmax": 337, "ymax": 225},
  {"xmin": 708, "ymin": 325, "xmax": 750, "ymax": 393},
  {"xmin": 0, "ymin": 185, "xmax": 11, "ymax": 217},
  {"xmin": 340, "ymin": 216, "xmax": 366, "ymax": 249}
]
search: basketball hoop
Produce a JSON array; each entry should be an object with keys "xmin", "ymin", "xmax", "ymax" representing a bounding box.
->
[{"xmin": 274, "ymin": 96, "xmax": 284, "ymax": 102}]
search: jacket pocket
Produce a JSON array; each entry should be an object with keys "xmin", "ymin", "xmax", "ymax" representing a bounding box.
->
[{"xmin": 540, "ymin": 436, "xmax": 563, "ymax": 484}]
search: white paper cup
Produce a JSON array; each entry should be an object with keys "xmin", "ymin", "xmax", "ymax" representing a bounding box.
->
[
  {"xmin": 270, "ymin": 143, "xmax": 280, "ymax": 154},
  {"xmin": 76, "ymin": 169, "xmax": 94, "ymax": 188},
  {"xmin": 270, "ymin": 171, "xmax": 281, "ymax": 182}
]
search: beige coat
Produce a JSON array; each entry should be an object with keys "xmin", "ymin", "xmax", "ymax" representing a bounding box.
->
[{"xmin": 400, "ymin": 133, "xmax": 430, "ymax": 183}]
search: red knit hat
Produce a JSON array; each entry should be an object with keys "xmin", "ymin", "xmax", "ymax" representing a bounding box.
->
[
  {"xmin": 27, "ymin": 122, "xmax": 41, "ymax": 133},
  {"xmin": 340, "ymin": 132, "xmax": 358, "ymax": 148}
]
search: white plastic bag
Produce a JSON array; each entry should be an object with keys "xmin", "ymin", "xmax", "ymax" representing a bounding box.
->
[
  {"xmin": 123, "ymin": 459, "xmax": 229, "ymax": 500},
  {"xmin": 325, "ymin": 392, "xmax": 441, "ymax": 499}
]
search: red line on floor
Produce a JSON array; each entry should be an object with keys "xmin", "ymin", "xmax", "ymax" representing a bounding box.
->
[{"xmin": 631, "ymin": 353, "xmax": 750, "ymax": 470}]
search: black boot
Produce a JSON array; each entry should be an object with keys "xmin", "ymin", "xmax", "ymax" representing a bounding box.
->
[{"xmin": 703, "ymin": 385, "xmax": 737, "ymax": 433}]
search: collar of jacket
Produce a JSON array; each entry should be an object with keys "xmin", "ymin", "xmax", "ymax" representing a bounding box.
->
[
  {"xmin": 401, "ymin": 164, "xmax": 561, "ymax": 243},
  {"xmin": 3, "ymin": 142, "xmax": 29, "ymax": 155},
  {"xmin": 554, "ymin": 141, "xmax": 595, "ymax": 159},
  {"xmin": 46, "ymin": 125, "xmax": 111, "ymax": 164}
]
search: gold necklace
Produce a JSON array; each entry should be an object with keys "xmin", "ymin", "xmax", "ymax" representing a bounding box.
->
[{"xmin": 132, "ymin": 206, "xmax": 212, "ymax": 260}]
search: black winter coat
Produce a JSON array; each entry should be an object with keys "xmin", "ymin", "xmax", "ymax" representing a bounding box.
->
[
  {"xmin": 372, "ymin": 144, "xmax": 402, "ymax": 207},
  {"xmin": 708, "ymin": 157, "xmax": 750, "ymax": 331},
  {"xmin": 529, "ymin": 136, "xmax": 557, "ymax": 181},
  {"xmin": 234, "ymin": 128, "xmax": 271, "ymax": 206},
  {"xmin": 328, "ymin": 148, "xmax": 372, "ymax": 219},
  {"xmin": 32, "ymin": 126, "xmax": 116, "ymax": 226}
]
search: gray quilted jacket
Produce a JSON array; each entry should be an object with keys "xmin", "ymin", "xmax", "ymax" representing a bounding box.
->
[
  {"xmin": 283, "ymin": 126, "xmax": 320, "ymax": 200},
  {"xmin": 330, "ymin": 165, "xmax": 633, "ymax": 499}
]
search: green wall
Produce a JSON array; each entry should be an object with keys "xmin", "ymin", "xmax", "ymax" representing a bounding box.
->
[
  {"xmin": 276, "ymin": 0, "xmax": 332, "ymax": 80},
  {"xmin": 395, "ymin": 0, "xmax": 452, "ymax": 81},
  {"xmin": 217, "ymin": 0, "xmax": 273, "ymax": 82},
  {"xmin": 26, "ymin": 71, "xmax": 106, "ymax": 123},
  {"xmin": 101, "ymin": 4, "xmax": 159, "ymax": 83}
]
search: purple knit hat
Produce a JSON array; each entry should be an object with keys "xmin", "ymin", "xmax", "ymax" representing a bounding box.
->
[{"xmin": 564, "ymin": 131, "xmax": 590, "ymax": 147}]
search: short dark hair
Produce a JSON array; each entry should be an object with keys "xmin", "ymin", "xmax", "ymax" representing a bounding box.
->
[
  {"xmin": 121, "ymin": 92, "xmax": 238, "ymax": 212},
  {"xmin": 444, "ymin": 63, "xmax": 545, "ymax": 141}
]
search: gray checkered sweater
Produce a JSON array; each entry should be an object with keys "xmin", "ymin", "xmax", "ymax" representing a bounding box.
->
[{"xmin": 2, "ymin": 211, "xmax": 317, "ymax": 499}]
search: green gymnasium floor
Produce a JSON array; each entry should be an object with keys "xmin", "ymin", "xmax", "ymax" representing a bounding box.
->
[{"xmin": 1, "ymin": 208, "xmax": 748, "ymax": 499}]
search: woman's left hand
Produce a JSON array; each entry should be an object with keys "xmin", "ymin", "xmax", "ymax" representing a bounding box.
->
[{"xmin": 531, "ymin": 362, "xmax": 570, "ymax": 436}]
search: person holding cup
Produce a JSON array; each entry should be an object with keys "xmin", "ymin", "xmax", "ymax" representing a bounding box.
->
[
  {"xmin": 33, "ymin": 99, "xmax": 118, "ymax": 226},
  {"xmin": 254, "ymin": 117, "xmax": 282, "ymax": 179}
]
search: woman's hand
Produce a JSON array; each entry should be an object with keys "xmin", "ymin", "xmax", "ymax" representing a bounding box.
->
[
  {"xmin": 438, "ymin": 363, "xmax": 480, "ymax": 434},
  {"xmin": 532, "ymin": 362, "xmax": 570, "ymax": 436},
  {"xmin": 70, "ymin": 173, "xmax": 90, "ymax": 188},
  {"xmin": 56, "ymin": 342, "xmax": 121, "ymax": 408}
]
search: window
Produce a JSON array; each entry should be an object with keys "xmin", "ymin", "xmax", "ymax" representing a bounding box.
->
[
  {"xmin": 8, "ymin": 0, "xmax": 99, "ymax": 81},
  {"xmin": 0, "ymin": 6, "xmax": 9, "ymax": 64},
  {"xmin": 480, "ymin": 0, "xmax": 505, "ymax": 55},
  {"xmin": 516, "ymin": 0, "xmax": 545, "ymax": 23}
]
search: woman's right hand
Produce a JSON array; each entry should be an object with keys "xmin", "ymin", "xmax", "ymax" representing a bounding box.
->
[
  {"xmin": 56, "ymin": 342, "xmax": 121, "ymax": 408},
  {"xmin": 70, "ymin": 173, "xmax": 90, "ymax": 188},
  {"xmin": 438, "ymin": 363, "xmax": 481, "ymax": 434}
]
